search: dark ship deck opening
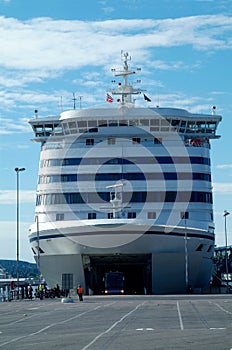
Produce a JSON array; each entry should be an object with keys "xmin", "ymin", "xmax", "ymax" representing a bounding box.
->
[{"xmin": 83, "ymin": 254, "xmax": 152, "ymax": 295}]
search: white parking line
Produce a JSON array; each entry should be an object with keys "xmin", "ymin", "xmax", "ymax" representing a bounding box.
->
[
  {"xmin": 177, "ymin": 301, "xmax": 184, "ymax": 330},
  {"xmin": 0, "ymin": 304, "xmax": 102, "ymax": 347},
  {"xmin": 81, "ymin": 302, "xmax": 144, "ymax": 350}
]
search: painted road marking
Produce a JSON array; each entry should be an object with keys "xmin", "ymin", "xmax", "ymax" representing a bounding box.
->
[
  {"xmin": 81, "ymin": 302, "xmax": 145, "ymax": 350},
  {"xmin": 210, "ymin": 328, "xmax": 226, "ymax": 330},
  {"xmin": 177, "ymin": 301, "xmax": 184, "ymax": 330}
]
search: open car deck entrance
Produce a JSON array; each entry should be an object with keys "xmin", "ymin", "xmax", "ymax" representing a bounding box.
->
[{"xmin": 83, "ymin": 254, "xmax": 152, "ymax": 295}]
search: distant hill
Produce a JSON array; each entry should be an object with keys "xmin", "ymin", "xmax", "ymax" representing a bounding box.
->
[{"xmin": 0, "ymin": 260, "xmax": 39, "ymax": 279}]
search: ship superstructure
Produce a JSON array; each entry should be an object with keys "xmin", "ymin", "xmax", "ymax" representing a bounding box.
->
[{"xmin": 29, "ymin": 52, "xmax": 221, "ymax": 294}]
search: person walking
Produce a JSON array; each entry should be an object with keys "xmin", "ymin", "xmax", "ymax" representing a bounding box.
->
[
  {"xmin": 77, "ymin": 284, "xmax": 84, "ymax": 301},
  {"xmin": 28, "ymin": 285, "xmax": 33, "ymax": 300},
  {"xmin": 38, "ymin": 283, "xmax": 43, "ymax": 300}
]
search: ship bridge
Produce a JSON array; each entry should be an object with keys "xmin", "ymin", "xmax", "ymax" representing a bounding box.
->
[{"xmin": 29, "ymin": 107, "xmax": 221, "ymax": 142}]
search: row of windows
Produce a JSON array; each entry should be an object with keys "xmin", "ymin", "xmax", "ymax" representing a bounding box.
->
[
  {"xmin": 86, "ymin": 137, "xmax": 162, "ymax": 146},
  {"xmin": 33, "ymin": 118, "xmax": 217, "ymax": 138},
  {"xmin": 55, "ymin": 210, "xmax": 214, "ymax": 221},
  {"xmin": 38, "ymin": 172, "xmax": 211, "ymax": 184},
  {"xmin": 43, "ymin": 137, "xmax": 208, "ymax": 151},
  {"xmin": 36, "ymin": 191, "xmax": 213, "ymax": 206},
  {"xmin": 40, "ymin": 156, "xmax": 211, "ymax": 168}
]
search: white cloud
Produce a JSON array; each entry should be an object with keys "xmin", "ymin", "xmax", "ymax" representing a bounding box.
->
[
  {"xmin": 212, "ymin": 182, "xmax": 232, "ymax": 194},
  {"xmin": 0, "ymin": 116, "xmax": 31, "ymax": 134},
  {"xmin": 102, "ymin": 7, "xmax": 115, "ymax": 14},
  {"xmin": 0, "ymin": 190, "xmax": 36, "ymax": 204},
  {"xmin": 0, "ymin": 14, "xmax": 231, "ymax": 134},
  {"xmin": 0, "ymin": 15, "xmax": 231, "ymax": 73},
  {"xmin": 216, "ymin": 164, "xmax": 232, "ymax": 169}
]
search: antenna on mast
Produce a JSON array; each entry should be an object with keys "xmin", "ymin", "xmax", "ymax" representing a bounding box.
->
[
  {"xmin": 59, "ymin": 96, "xmax": 63, "ymax": 112},
  {"xmin": 79, "ymin": 96, "xmax": 83, "ymax": 109},
  {"xmin": 72, "ymin": 93, "xmax": 77, "ymax": 110}
]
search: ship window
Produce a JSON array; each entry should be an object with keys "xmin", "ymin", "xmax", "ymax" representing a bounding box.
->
[
  {"xmin": 150, "ymin": 119, "xmax": 159, "ymax": 126},
  {"xmin": 37, "ymin": 191, "xmax": 213, "ymax": 206},
  {"xmin": 171, "ymin": 119, "xmax": 180, "ymax": 127},
  {"xmin": 192, "ymin": 173, "xmax": 211, "ymax": 181},
  {"xmin": 36, "ymin": 195, "xmax": 42, "ymax": 206},
  {"xmin": 181, "ymin": 212, "xmax": 189, "ymax": 219},
  {"xmin": 207, "ymin": 245, "xmax": 213, "ymax": 252},
  {"xmin": 105, "ymin": 158, "xmax": 121, "ymax": 164},
  {"xmin": 164, "ymin": 173, "xmax": 177, "ymax": 180},
  {"xmin": 129, "ymin": 120, "xmax": 138, "ymax": 126},
  {"xmin": 61, "ymin": 174, "xmax": 77, "ymax": 182},
  {"xmin": 108, "ymin": 213, "xmax": 114, "ymax": 219},
  {"xmin": 67, "ymin": 193, "xmax": 85, "ymax": 204},
  {"xmin": 44, "ymin": 124, "xmax": 54, "ymax": 132},
  {"xmin": 156, "ymin": 156, "xmax": 173, "ymax": 164},
  {"xmin": 165, "ymin": 192, "xmax": 177, "ymax": 202},
  {"xmin": 56, "ymin": 213, "xmax": 64, "ymax": 221},
  {"xmin": 132, "ymin": 137, "xmax": 140, "ymax": 144},
  {"xmin": 190, "ymin": 157, "xmax": 210, "ymax": 165},
  {"xmin": 154, "ymin": 137, "xmax": 162, "ymax": 144},
  {"xmin": 140, "ymin": 119, "xmax": 149, "ymax": 126},
  {"xmin": 63, "ymin": 123, "xmax": 70, "ymax": 134},
  {"xmin": 86, "ymin": 138, "xmax": 94, "ymax": 146},
  {"xmin": 68, "ymin": 121, "xmax": 76, "ymax": 129},
  {"xmin": 109, "ymin": 120, "xmax": 118, "ymax": 126},
  {"xmin": 186, "ymin": 122, "xmax": 197, "ymax": 133},
  {"xmin": 53, "ymin": 125, "xmax": 63, "ymax": 135},
  {"xmin": 179, "ymin": 121, "xmax": 186, "ymax": 133},
  {"xmin": 196, "ymin": 244, "xmax": 204, "ymax": 251},
  {"xmin": 35, "ymin": 126, "xmax": 43, "ymax": 132},
  {"xmin": 161, "ymin": 119, "xmax": 168, "ymax": 126},
  {"xmin": 98, "ymin": 120, "xmax": 107, "ymax": 127},
  {"xmin": 128, "ymin": 212, "xmax": 136, "ymax": 219},
  {"xmin": 119, "ymin": 120, "xmax": 128, "ymax": 126},
  {"xmin": 196, "ymin": 121, "xmax": 206, "ymax": 133},
  {"xmin": 206, "ymin": 122, "xmax": 216, "ymax": 133},
  {"xmin": 88, "ymin": 213, "xmax": 96, "ymax": 219},
  {"xmin": 108, "ymin": 137, "xmax": 116, "ymax": 145},
  {"xmin": 150, "ymin": 126, "xmax": 160, "ymax": 132},
  {"xmin": 77, "ymin": 121, "xmax": 87, "ymax": 128},
  {"xmin": 88, "ymin": 121, "xmax": 97, "ymax": 127},
  {"xmin": 148, "ymin": 212, "xmax": 156, "ymax": 219}
]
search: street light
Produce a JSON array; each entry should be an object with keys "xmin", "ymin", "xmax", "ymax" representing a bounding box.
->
[
  {"xmin": 224, "ymin": 210, "xmax": 230, "ymax": 293},
  {"xmin": 15, "ymin": 167, "xmax": 25, "ymax": 299},
  {"xmin": 35, "ymin": 215, "xmax": 41, "ymax": 282},
  {"xmin": 184, "ymin": 214, "xmax": 189, "ymax": 293}
]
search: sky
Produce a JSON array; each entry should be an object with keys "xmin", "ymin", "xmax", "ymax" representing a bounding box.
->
[{"xmin": 0, "ymin": 0, "xmax": 232, "ymax": 263}]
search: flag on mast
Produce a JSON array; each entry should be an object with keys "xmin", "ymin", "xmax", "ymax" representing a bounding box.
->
[
  {"xmin": 106, "ymin": 93, "xmax": 113, "ymax": 103},
  {"xmin": 143, "ymin": 94, "xmax": 151, "ymax": 102}
]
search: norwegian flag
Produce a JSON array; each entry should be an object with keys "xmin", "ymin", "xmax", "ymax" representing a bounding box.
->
[{"xmin": 106, "ymin": 93, "xmax": 113, "ymax": 103}]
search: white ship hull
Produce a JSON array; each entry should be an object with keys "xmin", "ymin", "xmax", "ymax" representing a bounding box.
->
[
  {"xmin": 28, "ymin": 52, "xmax": 221, "ymax": 294},
  {"xmin": 29, "ymin": 220, "xmax": 214, "ymax": 294}
]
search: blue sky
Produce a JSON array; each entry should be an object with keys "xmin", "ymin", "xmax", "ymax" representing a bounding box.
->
[{"xmin": 0, "ymin": 0, "xmax": 231, "ymax": 263}]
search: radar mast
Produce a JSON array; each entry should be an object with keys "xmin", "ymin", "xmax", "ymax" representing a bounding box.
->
[{"xmin": 109, "ymin": 51, "xmax": 142, "ymax": 106}]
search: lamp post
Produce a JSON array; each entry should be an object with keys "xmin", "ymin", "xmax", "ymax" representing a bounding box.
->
[
  {"xmin": 184, "ymin": 213, "xmax": 189, "ymax": 292},
  {"xmin": 36, "ymin": 215, "xmax": 41, "ymax": 282},
  {"xmin": 15, "ymin": 167, "xmax": 25, "ymax": 299},
  {"xmin": 224, "ymin": 210, "xmax": 230, "ymax": 293}
]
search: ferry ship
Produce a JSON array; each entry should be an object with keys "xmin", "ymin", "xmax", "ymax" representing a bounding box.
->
[{"xmin": 28, "ymin": 52, "xmax": 221, "ymax": 294}]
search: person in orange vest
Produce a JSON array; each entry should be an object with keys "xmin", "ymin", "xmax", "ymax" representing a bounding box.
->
[{"xmin": 77, "ymin": 284, "xmax": 84, "ymax": 301}]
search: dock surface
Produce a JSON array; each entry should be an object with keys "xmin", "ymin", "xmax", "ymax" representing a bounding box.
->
[{"xmin": 0, "ymin": 294, "xmax": 231, "ymax": 349}]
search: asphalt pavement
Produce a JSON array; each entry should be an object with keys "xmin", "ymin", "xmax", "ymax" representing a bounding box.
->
[{"xmin": 0, "ymin": 294, "xmax": 231, "ymax": 350}]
